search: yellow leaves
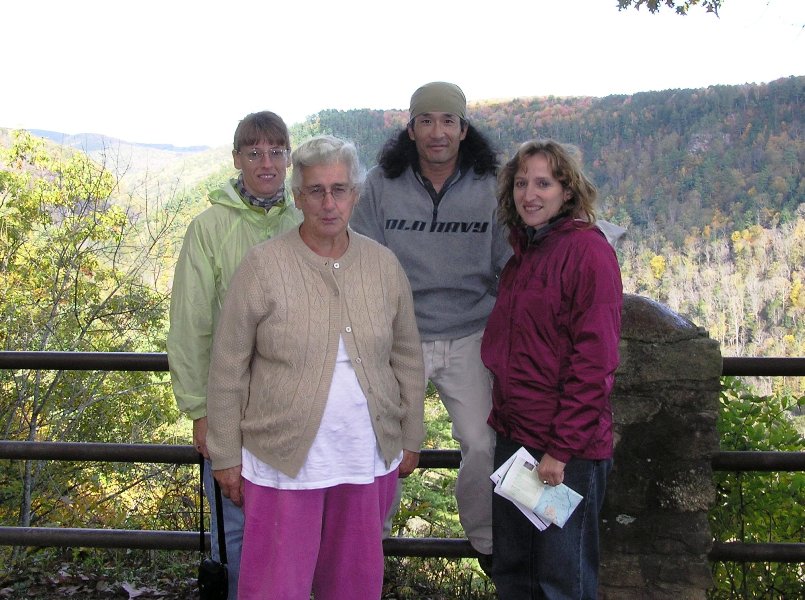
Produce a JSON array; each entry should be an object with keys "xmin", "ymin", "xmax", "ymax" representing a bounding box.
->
[
  {"xmin": 99, "ymin": 205, "xmax": 128, "ymax": 230},
  {"xmin": 650, "ymin": 254, "xmax": 667, "ymax": 279},
  {"xmin": 793, "ymin": 219, "xmax": 805, "ymax": 241},
  {"xmin": 731, "ymin": 226, "xmax": 766, "ymax": 254},
  {"xmin": 790, "ymin": 278, "xmax": 805, "ymax": 309},
  {"xmin": 731, "ymin": 230, "xmax": 746, "ymax": 253}
]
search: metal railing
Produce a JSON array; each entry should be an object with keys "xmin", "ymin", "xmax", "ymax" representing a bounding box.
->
[
  {"xmin": 2, "ymin": 352, "xmax": 801, "ymax": 376},
  {"xmin": 0, "ymin": 352, "xmax": 803, "ymax": 563}
]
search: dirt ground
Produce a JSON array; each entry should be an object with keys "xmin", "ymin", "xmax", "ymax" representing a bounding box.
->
[{"xmin": 0, "ymin": 568, "xmax": 199, "ymax": 599}]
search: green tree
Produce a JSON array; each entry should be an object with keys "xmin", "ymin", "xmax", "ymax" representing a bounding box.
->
[{"xmin": 0, "ymin": 131, "xmax": 186, "ymax": 539}]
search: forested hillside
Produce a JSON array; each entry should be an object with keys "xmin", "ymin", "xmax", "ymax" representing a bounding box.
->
[{"xmin": 297, "ymin": 76, "xmax": 803, "ymax": 243}]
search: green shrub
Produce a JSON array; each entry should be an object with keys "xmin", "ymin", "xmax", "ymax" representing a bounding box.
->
[{"xmin": 709, "ymin": 377, "xmax": 805, "ymax": 598}]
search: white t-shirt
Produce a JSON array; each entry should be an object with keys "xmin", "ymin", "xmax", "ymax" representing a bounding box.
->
[{"xmin": 241, "ymin": 336, "xmax": 401, "ymax": 489}]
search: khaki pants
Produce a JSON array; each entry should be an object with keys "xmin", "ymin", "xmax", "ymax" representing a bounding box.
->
[{"xmin": 384, "ymin": 329, "xmax": 496, "ymax": 554}]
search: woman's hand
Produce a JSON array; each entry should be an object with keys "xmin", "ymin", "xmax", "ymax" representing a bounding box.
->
[
  {"xmin": 537, "ymin": 453, "xmax": 566, "ymax": 486},
  {"xmin": 398, "ymin": 450, "xmax": 420, "ymax": 478},
  {"xmin": 192, "ymin": 417, "xmax": 209, "ymax": 459},
  {"xmin": 213, "ymin": 465, "xmax": 244, "ymax": 506}
]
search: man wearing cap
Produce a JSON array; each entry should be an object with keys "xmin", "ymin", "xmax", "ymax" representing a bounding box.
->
[{"xmin": 351, "ymin": 82, "xmax": 511, "ymax": 569}]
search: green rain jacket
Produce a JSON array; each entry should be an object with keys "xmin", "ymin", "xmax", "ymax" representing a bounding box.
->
[{"xmin": 167, "ymin": 179, "xmax": 302, "ymax": 419}]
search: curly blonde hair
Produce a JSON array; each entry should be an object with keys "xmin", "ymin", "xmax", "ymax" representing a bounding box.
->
[{"xmin": 497, "ymin": 140, "xmax": 597, "ymax": 230}]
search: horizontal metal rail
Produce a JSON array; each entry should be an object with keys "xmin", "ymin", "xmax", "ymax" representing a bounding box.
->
[
  {"xmin": 0, "ymin": 527, "xmax": 480, "ymax": 557},
  {"xmin": 2, "ymin": 352, "xmax": 804, "ymax": 377},
  {"xmin": 709, "ymin": 542, "xmax": 805, "ymax": 563},
  {"xmin": 710, "ymin": 451, "xmax": 805, "ymax": 472},
  {"xmin": 0, "ymin": 526, "xmax": 801, "ymax": 563},
  {"xmin": 0, "ymin": 442, "xmax": 463, "ymax": 469},
  {"xmin": 721, "ymin": 356, "xmax": 805, "ymax": 377},
  {"xmin": 0, "ymin": 351, "xmax": 168, "ymax": 372},
  {"xmin": 0, "ymin": 441, "xmax": 199, "ymax": 464},
  {"xmin": 0, "ymin": 527, "xmax": 203, "ymax": 552},
  {"xmin": 2, "ymin": 443, "xmax": 803, "ymax": 473}
]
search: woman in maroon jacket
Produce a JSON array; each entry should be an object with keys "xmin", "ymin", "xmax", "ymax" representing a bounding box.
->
[{"xmin": 481, "ymin": 140, "xmax": 622, "ymax": 599}]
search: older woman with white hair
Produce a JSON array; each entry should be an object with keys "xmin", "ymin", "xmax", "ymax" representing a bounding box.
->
[{"xmin": 206, "ymin": 135, "xmax": 425, "ymax": 599}]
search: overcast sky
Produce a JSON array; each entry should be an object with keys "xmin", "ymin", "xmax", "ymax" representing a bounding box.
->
[{"xmin": 1, "ymin": 0, "xmax": 802, "ymax": 147}]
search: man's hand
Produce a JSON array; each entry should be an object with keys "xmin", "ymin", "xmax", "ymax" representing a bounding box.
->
[
  {"xmin": 398, "ymin": 450, "xmax": 420, "ymax": 478},
  {"xmin": 192, "ymin": 417, "xmax": 209, "ymax": 459},
  {"xmin": 214, "ymin": 465, "xmax": 244, "ymax": 507}
]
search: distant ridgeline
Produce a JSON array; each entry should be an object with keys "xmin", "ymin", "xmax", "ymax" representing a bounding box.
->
[
  {"xmin": 291, "ymin": 76, "xmax": 803, "ymax": 245},
  {"xmin": 28, "ymin": 130, "xmax": 209, "ymax": 154}
]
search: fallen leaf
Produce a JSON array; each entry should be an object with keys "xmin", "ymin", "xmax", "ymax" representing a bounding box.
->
[{"xmin": 122, "ymin": 582, "xmax": 144, "ymax": 598}]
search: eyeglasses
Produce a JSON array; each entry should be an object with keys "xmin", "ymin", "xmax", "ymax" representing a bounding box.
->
[
  {"xmin": 302, "ymin": 184, "xmax": 354, "ymax": 203},
  {"xmin": 240, "ymin": 148, "xmax": 288, "ymax": 162}
]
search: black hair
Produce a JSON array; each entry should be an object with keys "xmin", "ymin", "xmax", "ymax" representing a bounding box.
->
[{"xmin": 377, "ymin": 122, "xmax": 498, "ymax": 179}]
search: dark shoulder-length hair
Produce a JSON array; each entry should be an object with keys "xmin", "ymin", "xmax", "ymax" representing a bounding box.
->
[
  {"xmin": 497, "ymin": 139, "xmax": 597, "ymax": 231},
  {"xmin": 377, "ymin": 121, "xmax": 498, "ymax": 179}
]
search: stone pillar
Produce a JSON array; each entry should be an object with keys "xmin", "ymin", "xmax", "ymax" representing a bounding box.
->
[{"xmin": 599, "ymin": 294, "xmax": 722, "ymax": 599}]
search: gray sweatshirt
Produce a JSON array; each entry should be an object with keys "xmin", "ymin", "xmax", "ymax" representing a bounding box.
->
[{"xmin": 351, "ymin": 165, "xmax": 512, "ymax": 341}]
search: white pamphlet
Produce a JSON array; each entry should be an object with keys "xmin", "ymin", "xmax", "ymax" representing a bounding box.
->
[{"xmin": 490, "ymin": 446, "xmax": 583, "ymax": 529}]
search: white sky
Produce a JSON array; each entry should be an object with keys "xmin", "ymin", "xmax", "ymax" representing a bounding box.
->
[{"xmin": 1, "ymin": 0, "xmax": 802, "ymax": 147}]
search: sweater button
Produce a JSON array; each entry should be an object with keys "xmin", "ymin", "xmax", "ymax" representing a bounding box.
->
[
  {"xmin": 345, "ymin": 326, "xmax": 352, "ymax": 333},
  {"xmin": 333, "ymin": 262, "xmax": 340, "ymax": 269}
]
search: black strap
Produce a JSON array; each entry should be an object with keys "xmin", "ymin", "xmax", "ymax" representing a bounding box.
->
[
  {"xmin": 198, "ymin": 454, "xmax": 205, "ymax": 554},
  {"xmin": 213, "ymin": 474, "xmax": 228, "ymax": 564},
  {"xmin": 198, "ymin": 454, "xmax": 228, "ymax": 565}
]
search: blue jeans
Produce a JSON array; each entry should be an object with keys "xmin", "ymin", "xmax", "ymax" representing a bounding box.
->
[
  {"xmin": 204, "ymin": 459, "xmax": 244, "ymax": 600},
  {"xmin": 492, "ymin": 435, "xmax": 611, "ymax": 599}
]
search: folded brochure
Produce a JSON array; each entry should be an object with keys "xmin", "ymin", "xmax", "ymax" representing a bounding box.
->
[{"xmin": 490, "ymin": 446, "xmax": 583, "ymax": 529}]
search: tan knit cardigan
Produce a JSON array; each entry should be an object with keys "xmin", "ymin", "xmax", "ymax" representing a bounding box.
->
[{"xmin": 206, "ymin": 227, "xmax": 426, "ymax": 478}]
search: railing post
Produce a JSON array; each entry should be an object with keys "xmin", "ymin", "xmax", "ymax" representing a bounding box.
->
[{"xmin": 600, "ymin": 294, "xmax": 722, "ymax": 599}]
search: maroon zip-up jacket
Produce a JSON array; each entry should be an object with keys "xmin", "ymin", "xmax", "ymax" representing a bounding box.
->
[{"xmin": 481, "ymin": 217, "xmax": 622, "ymax": 463}]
